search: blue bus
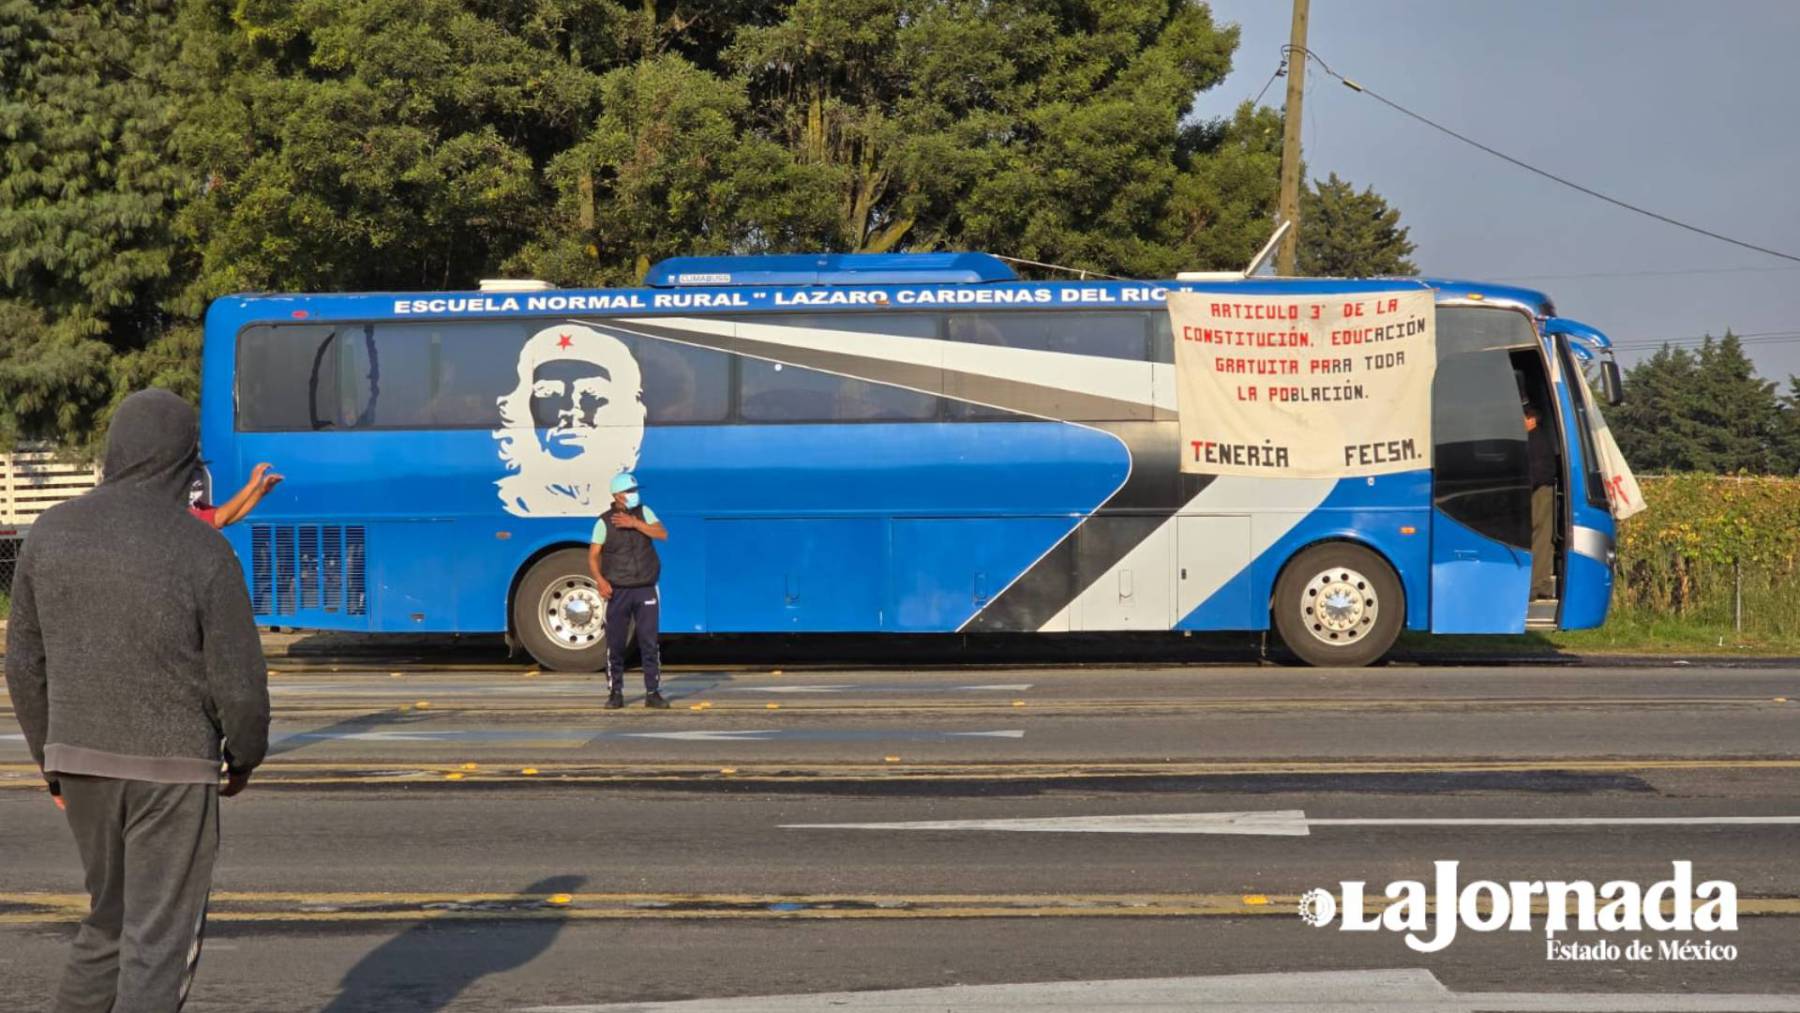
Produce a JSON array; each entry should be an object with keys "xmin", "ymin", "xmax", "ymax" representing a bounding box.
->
[{"xmin": 198, "ymin": 252, "xmax": 1625, "ymax": 669}]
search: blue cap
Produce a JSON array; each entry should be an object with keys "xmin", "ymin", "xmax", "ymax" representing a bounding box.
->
[{"xmin": 609, "ymin": 472, "xmax": 637, "ymax": 495}]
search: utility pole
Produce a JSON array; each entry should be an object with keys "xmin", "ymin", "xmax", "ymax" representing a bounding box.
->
[{"xmin": 1276, "ymin": 0, "xmax": 1309, "ymax": 276}]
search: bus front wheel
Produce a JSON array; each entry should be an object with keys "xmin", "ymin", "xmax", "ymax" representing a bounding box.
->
[
  {"xmin": 1272, "ymin": 543, "xmax": 1403, "ymax": 668},
  {"xmin": 513, "ymin": 549, "xmax": 608, "ymax": 672}
]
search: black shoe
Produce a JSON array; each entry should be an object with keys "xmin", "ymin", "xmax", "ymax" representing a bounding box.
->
[
  {"xmin": 644, "ymin": 692, "xmax": 670, "ymax": 710},
  {"xmin": 604, "ymin": 690, "xmax": 624, "ymax": 710}
]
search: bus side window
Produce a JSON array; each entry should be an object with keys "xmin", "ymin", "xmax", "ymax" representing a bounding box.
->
[
  {"xmin": 324, "ymin": 322, "xmax": 529, "ymax": 429},
  {"xmin": 731, "ymin": 312, "xmax": 942, "ymax": 423},
  {"xmin": 1151, "ymin": 311, "xmax": 1173, "ymax": 364},
  {"xmin": 946, "ymin": 311, "xmax": 1149, "ymax": 360},
  {"xmin": 236, "ymin": 324, "xmax": 337, "ymax": 431},
  {"xmin": 944, "ymin": 311, "xmax": 1151, "ymax": 421},
  {"xmin": 632, "ymin": 339, "xmax": 730, "ymax": 424},
  {"xmin": 738, "ymin": 361, "xmax": 939, "ymax": 423}
]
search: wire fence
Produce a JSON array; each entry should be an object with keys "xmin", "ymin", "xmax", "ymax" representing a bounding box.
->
[
  {"xmin": 2, "ymin": 445, "xmax": 99, "ymax": 527},
  {"xmin": 1611, "ymin": 474, "xmax": 1800, "ymax": 640},
  {"xmin": 1, "ymin": 445, "xmax": 99, "ymax": 614},
  {"xmin": 0, "ymin": 538, "xmax": 15, "ymax": 607}
]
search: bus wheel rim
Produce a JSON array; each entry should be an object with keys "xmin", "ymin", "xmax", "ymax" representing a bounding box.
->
[
  {"xmin": 540, "ymin": 576, "xmax": 605, "ymax": 648},
  {"xmin": 1300, "ymin": 566, "xmax": 1377, "ymax": 646}
]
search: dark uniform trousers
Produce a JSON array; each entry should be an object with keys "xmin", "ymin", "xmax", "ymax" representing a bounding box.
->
[
  {"xmin": 605, "ymin": 584, "xmax": 662, "ymax": 693},
  {"xmin": 56, "ymin": 775, "xmax": 218, "ymax": 1013}
]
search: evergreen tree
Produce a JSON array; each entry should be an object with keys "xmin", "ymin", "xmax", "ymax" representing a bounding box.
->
[
  {"xmin": 1689, "ymin": 333, "xmax": 1783, "ymax": 472},
  {"xmin": 1611, "ymin": 334, "xmax": 1785, "ymax": 473},
  {"xmin": 1777, "ymin": 377, "xmax": 1800, "ymax": 475},
  {"xmin": 1297, "ymin": 172, "xmax": 1417, "ymax": 277}
]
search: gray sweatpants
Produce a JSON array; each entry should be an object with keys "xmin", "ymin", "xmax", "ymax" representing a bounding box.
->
[{"xmin": 55, "ymin": 775, "xmax": 219, "ymax": 1013}]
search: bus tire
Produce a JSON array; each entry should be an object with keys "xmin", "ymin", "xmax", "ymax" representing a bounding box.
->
[
  {"xmin": 512, "ymin": 549, "xmax": 608, "ymax": 673},
  {"xmin": 1272, "ymin": 543, "xmax": 1403, "ymax": 668}
]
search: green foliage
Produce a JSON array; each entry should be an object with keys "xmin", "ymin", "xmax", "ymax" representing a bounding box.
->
[
  {"xmin": 1611, "ymin": 334, "xmax": 1791, "ymax": 474},
  {"xmin": 1613, "ymin": 475, "xmax": 1800, "ymax": 639},
  {"xmin": 0, "ymin": 0, "xmax": 191, "ymax": 454},
  {"xmin": 172, "ymin": 0, "xmax": 605, "ymax": 296},
  {"xmin": 1297, "ymin": 172, "xmax": 1416, "ymax": 277},
  {"xmin": 3, "ymin": 0, "xmax": 1424, "ymax": 449}
]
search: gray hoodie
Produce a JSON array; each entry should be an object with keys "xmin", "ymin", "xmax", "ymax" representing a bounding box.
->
[{"xmin": 5, "ymin": 389, "xmax": 269, "ymax": 783}]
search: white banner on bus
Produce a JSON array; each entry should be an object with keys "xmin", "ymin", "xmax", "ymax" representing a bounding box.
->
[
  {"xmin": 1169, "ymin": 289, "xmax": 1437, "ymax": 478},
  {"xmin": 1574, "ymin": 366, "xmax": 1646, "ymax": 521}
]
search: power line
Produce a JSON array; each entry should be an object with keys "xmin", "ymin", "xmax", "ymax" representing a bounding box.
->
[
  {"xmin": 1287, "ymin": 46, "xmax": 1800, "ymax": 266},
  {"xmin": 1613, "ymin": 330, "xmax": 1800, "ymax": 350},
  {"xmin": 1249, "ymin": 64, "xmax": 1281, "ymax": 108},
  {"xmin": 1490, "ymin": 265, "xmax": 1800, "ymax": 282},
  {"xmin": 1615, "ymin": 330, "xmax": 1800, "ymax": 347}
]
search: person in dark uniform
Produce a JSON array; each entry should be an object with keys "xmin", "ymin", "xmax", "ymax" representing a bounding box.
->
[
  {"xmin": 1524, "ymin": 403, "xmax": 1558, "ymax": 599},
  {"xmin": 589, "ymin": 472, "xmax": 669, "ymax": 709}
]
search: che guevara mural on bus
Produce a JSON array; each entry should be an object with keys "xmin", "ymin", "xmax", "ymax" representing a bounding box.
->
[{"xmin": 493, "ymin": 323, "xmax": 646, "ymax": 516}]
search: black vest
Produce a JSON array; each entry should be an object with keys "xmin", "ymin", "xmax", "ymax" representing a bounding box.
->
[{"xmin": 600, "ymin": 505, "xmax": 661, "ymax": 588}]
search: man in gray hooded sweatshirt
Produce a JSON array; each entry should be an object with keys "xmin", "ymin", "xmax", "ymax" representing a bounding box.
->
[{"xmin": 5, "ymin": 389, "xmax": 270, "ymax": 1013}]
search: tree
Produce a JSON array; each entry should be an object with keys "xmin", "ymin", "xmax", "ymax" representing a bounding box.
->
[
  {"xmin": 0, "ymin": 0, "xmax": 191, "ymax": 453},
  {"xmin": 1774, "ymin": 377, "xmax": 1800, "ymax": 475},
  {"xmin": 1611, "ymin": 333, "xmax": 1785, "ymax": 473},
  {"xmin": 1297, "ymin": 172, "xmax": 1417, "ymax": 277},
  {"xmin": 2, "ymin": 0, "xmax": 1419, "ymax": 449},
  {"xmin": 1691, "ymin": 333, "xmax": 1784, "ymax": 472},
  {"xmin": 524, "ymin": 0, "xmax": 1271, "ymax": 284},
  {"xmin": 171, "ymin": 0, "xmax": 611, "ymax": 298},
  {"xmin": 1612, "ymin": 345, "xmax": 1703, "ymax": 472}
]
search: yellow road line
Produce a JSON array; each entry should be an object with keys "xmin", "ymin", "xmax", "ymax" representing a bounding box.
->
[
  {"xmin": 8, "ymin": 697, "xmax": 1795, "ymax": 722},
  {"xmin": 2, "ymin": 891, "xmax": 1795, "ymax": 926},
  {"xmin": 5, "ymin": 757, "xmax": 1800, "ymax": 789}
]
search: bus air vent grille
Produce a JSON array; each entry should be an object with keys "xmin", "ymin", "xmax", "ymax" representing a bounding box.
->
[
  {"xmin": 250, "ymin": 524, "xmax": 367, "ymax": 618},
  {"xmin": 273, "ymin": 527, "xmax": 297, "ymax": 615},
  {"xmin": 345, "ymin": 526, "xmax": 367, "ymax": 616},
  {"xmin": 250, "ymin": 526, "xmax": 273, "ymax": 616},
  {"xmin": 298, "ymin": 526, "xmax": 320, "ymax": 609}
]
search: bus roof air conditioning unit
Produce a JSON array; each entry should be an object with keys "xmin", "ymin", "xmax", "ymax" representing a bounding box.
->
[
  {"xmin": 479, "ymin": 279, "xmax": 555, "ymax": 293},
  {"xmin": 643, "ymin": 252, "xmax": 1018, "ymax": 287}
]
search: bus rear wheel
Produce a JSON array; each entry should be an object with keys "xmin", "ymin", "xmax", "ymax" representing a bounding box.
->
[
  {"xmin": 513, "ymin": 549, "xmax": 608, "ymax": 673},
  {"xmin": 1272, "ymin": 543, "xmax": 1403, "ymax": 668}
]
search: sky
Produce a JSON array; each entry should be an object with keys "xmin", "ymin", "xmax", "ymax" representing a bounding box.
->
[{"xmin": 1194, "ymin": 0, "xmax": 1800, "ymax": 382}]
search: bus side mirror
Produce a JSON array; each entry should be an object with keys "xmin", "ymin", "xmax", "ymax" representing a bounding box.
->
[{"xmin": 1599, "ymin": 360, "xmax": 1623, "ymax": 406}]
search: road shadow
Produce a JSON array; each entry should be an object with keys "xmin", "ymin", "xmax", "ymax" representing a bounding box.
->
[
  {"xmin": 266, "ymin": 708, "xmax": 428, "ymax": 758},
  {"xmin": 270, "ymin": 629, "xmax": 1608, "ymax": 670},
  {"xmin": 319, "ymin": 874, "xmax": 585, "ymax": 1013}
]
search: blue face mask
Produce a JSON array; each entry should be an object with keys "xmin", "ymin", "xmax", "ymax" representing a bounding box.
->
[{"xmin": 623, "ymin": 491, "xmax": 640, "ymax": 509}]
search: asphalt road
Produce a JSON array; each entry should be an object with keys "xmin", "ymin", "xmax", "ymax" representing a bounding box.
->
[{"xmin": 2, "ymin": 657, "xmax": 1798, "ymax": 1011}]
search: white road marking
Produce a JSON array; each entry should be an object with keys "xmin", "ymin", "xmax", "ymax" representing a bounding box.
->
[
  {"xmin": 788, "ymin": 810, "xmax": 1311, "ymax": 835},
  {"xmin": 623, "ymin": 729, "xmax": 1026, "ymax": 742},
  {"xmin": 786, "ymin": 810, "xmax": 1800, "ymax": 836},
  {"xmin": 285, "ymin": 731, "xmax": 455, "ymax": 742},
  {"xmin": 516, "ymin": 968, "xmax": 1800, "ymax": 1011},
  {"xmin": 720, "ymin": 685, "xmax": 858, "ymax": 694},
  {"xmin": 720, "ymin": 683, "xmax": 1033, "ymax": 694},
  {"xmin": 623, "ymin": 730, "xmax": 783, "ymax": 742}
]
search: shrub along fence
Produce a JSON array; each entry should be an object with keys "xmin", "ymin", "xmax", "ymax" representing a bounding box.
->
[{"xmin": 1612, "ymin": 475, "xmax": 1800, "ymax": 639}]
